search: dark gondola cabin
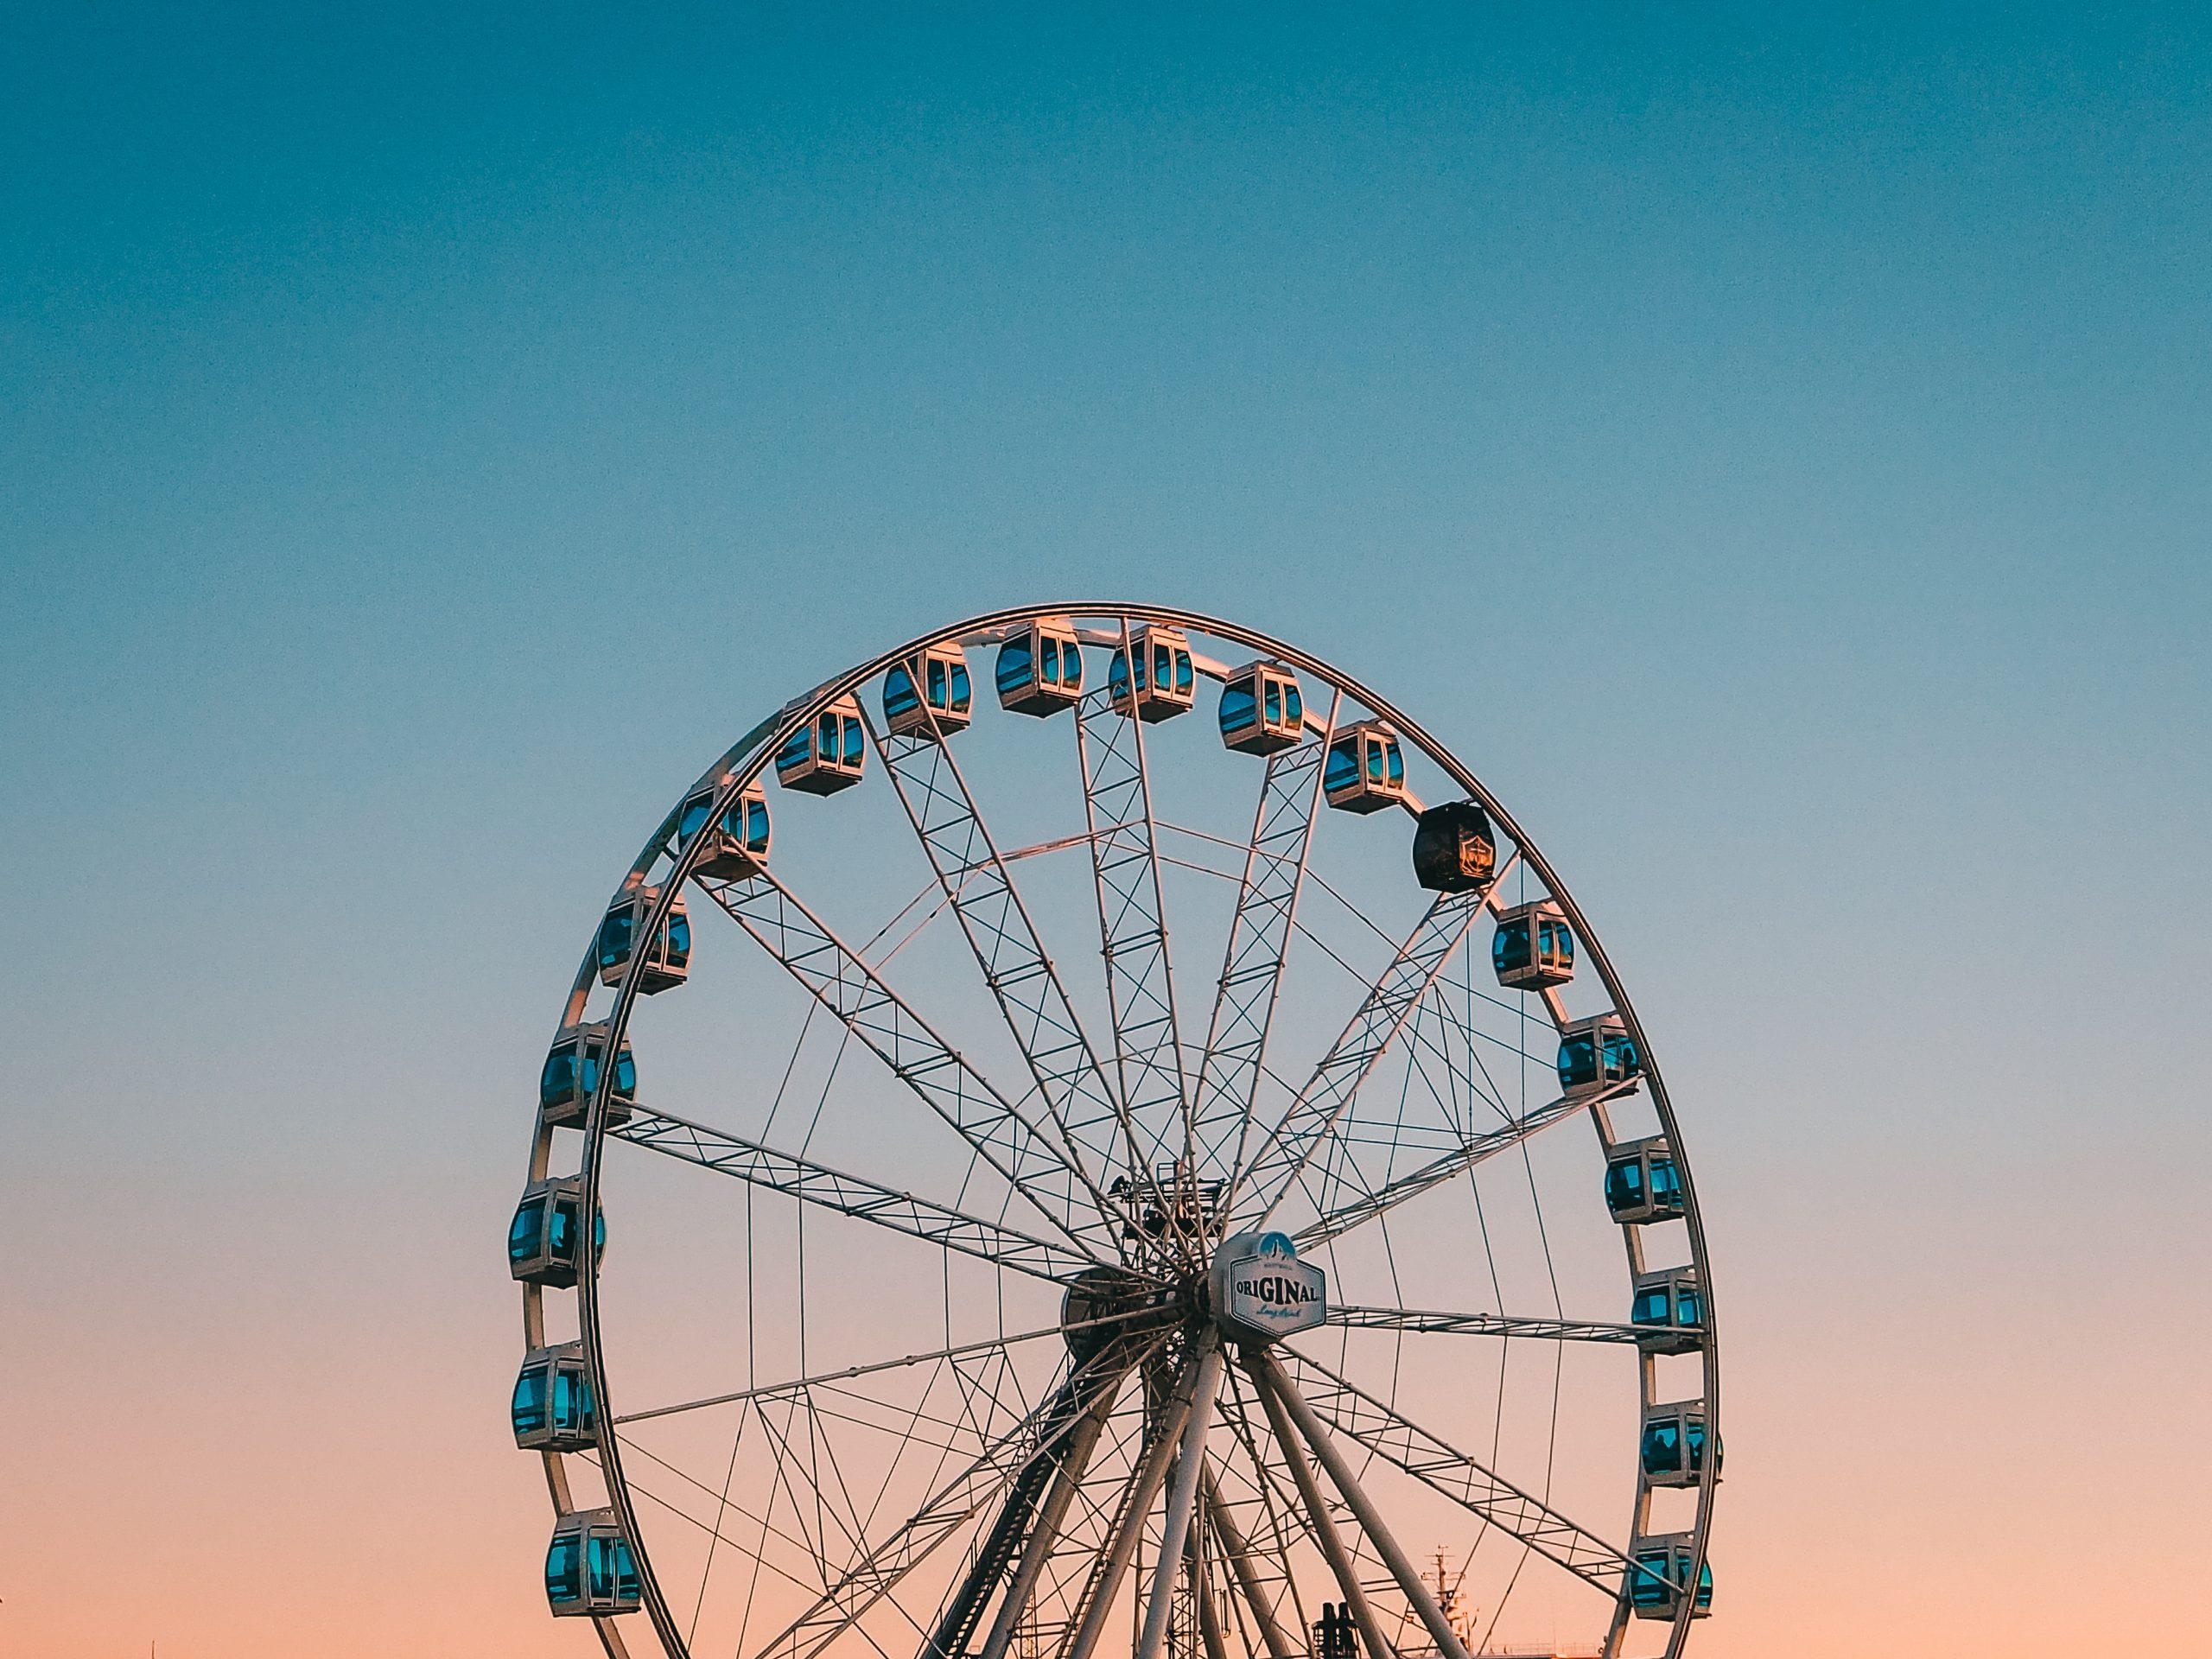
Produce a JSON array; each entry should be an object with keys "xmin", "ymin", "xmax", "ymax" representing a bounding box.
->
[
  {"xmin": 996, "ymin": 616, "xmax": 1086, "ymax": 715},
  {"xmin": 1630, "ymin": 1266, "xmax": 1704, "ymax": 1355},
  {"xmin": 1218, "ymin": 662, "xmax": 1306, "ymax": 754},
  {"xmin": 1412, "ymin": 800, "xmax": 1496, "ymax": 890},
  {"xmin": 539, "ymin": 1022, "xmax": 636, "ymax": 1131},
  {"xmin": 1325, "ymin": 721, "xmax": 1410, "ymax": 813},
  {"xmin": 1640, "ymin": 1402, "xmax": 1715, "ymax": 1488},
  {"xmin": 883, "ymin": 643, "xmax": 974, "ymax": 740},
  {"xmin": 1108, "ymin": 624, "xmax": 1196, "ymax": 721},
  {"xmin": 1491, "ymin": 899, "xmax": 1573, "ymax": 989},
  {"xmin": 677, "ymin": 779, "xmax": 772, "ymax": 880},
  {"xmin": 1626, "ymin": 1533, "xmax": 1713, "ymax": 1620},
  {"xmin": 1556, "ymin": 1014, "xmax": 1641, "ymax": 1096},
  {"xmin": 1604, "ymin": 1135, "xmax": 1684, "ymax": 1224},
  {"xmin": 512, "ymin": 1342, "xmax": 596, "ymax": 1452},
  {"xmin": 775, "ymin": 696, "xmax": 867, "ymax": 794},
  {"xmin": 597, "ymin": 887, "xmax": 689, "ymax": 994},
  {"xmin": 545, "ymin": 1510, "xmax": 640, "ymax": 1617},
  {"xmin": 508, "ymin": 1177, "xmax": 605, "ymax": 1289}
]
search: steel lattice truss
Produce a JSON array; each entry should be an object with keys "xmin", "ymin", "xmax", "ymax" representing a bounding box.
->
[{"xmin": 515, "ymin": 605, "xmax": 1719, "ymax": 1659}]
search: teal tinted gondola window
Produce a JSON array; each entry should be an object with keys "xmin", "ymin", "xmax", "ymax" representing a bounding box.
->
[
  {"xmin": 1366, "ymin": 742, "xmax": 1385, "ymax": 783},
  {"xmin": 746, "ymin": 798, "xmax": 770, "ymax": 849},
  {"xmin": 548, "ymin": 1196, "xmax": 577, "ymax": 1260},
  {"xmin": 1641, "ymin": 1418, "xmax": 1680, "ymax": 1476},
  {"xmin": 949, "ymin": 660, "xmax": 971, "ymax": 709},
  {"xmin": 1604, "ymin": 1157, "xmax": 1643, "ymax": 1213},
  {"xmin": 546, "ymin": 1535, "xmax": 584, "ymax": 1605},
  {"xmin": 1283, "ymin": 682, "xmax": 1301, "ymax": 724},
  {"xmin": 816, "ymin": 714, "xmax": 837, "ymax": 760},
  {"xmin": 885, "ymin": 666, "xmax": 920, "ymax": 719},
  {"xmin": 553, "ymin": 1368, "xmax": 594, "ymax": 1433},
  {"xmin": 1685, "ymin": 1419, "xmax": 1707, "ymax": 1471},
  {"xmin": 1325, "ymin": 741, "xmax": 1359, "ymax": 794},
  {"xmin": 611, "ymin": 1046, "xmax": 637, "ymax": 1099},
  {"xmin": 541, "ymin": 1043, "xmax": 580, "ymax": 1109},
  {"xmin": 1493, "ymin": 918, "xmax": 1532, "ymax": 976},
  {"xmin": 840, "ymin": 715, "xmax": 862, "ymax": 767},
  {"xmin": 1675, "ymin": 1283, "xmax": 1702, "ymax": 1325},
  {"xmin": 1387, "ymin": 743, "xmax": 1404, "ymax": 785},
  {"xmin": 1630, "ymin": 1552, "xmax": 1670, "ymax": 1609},
  {"xmin": 1694, "ymin": 1560, "xmax": 1713, "ymax": 1609},
  {"xmin": 1221, "ymin": 684, "xmax": 1259, "ymax": 734},
  {"xmin": 678, "ymin": 797, "xmax": 712, "ymax": 842},
  {"xmin": 1557, "ymin": 1034, "xmax": 1598, "ymax": 1089},
  {"xmin": 666, "ymin": 912, "xmax": 691, "ymax": 964},
  {"xmin": 1632, "ymin": 1285, "xmax": 1671, "ymax": 1325},
  {"xmin": 997, "ymin": 638, "xmax": 1034, "ymax": 694},
  {"xmin": 777, "ymin": 728, "xmax": 810, "ymax": 771},
  {"xmin": 1153, "ymin": 643, "xmax": 1172, "ymax": 691},
  {"xmin": 1174, "ymin": 650, "xmax": 1193, "ymax": 695},
  {"xmin": 925, "ymin": 659, "xmax": 947, "ymax": 707},
  {"xmin": 588, "ymin": 1535, "xmax": 639, "ymax": 1603},
  {"xmin": 1039, "ymin": 637, "xmax": 1061, "ymax": 684},
  {"xmin": 1110, "ymin": 651, "xmax": 1134, "ymax": 698},
  {"xmin": 1262, "ymin": 682, "xmax": 1281, "ymax": 726},
  {"xmin": 1605, "ymin": 1031, "xmax": 1642, "ymax": 1078},
  {"xmin": 509, "ymin": 1199, "xmax": 540, "ymax": 1264},
  {"xmin": 597, "ymin": 908, "xmax": 634, "ymax": 973},
  {"xmin": 513, "ymin": 1368, "xmax": 550, "ymax": 1436},
  {"xmin": 1649, "ymin": 1159, "xmax": 1682, "ymax": 1209},
  {"xmin": 1062, "ymin": 643, "xmax": 1082, "ymax": 689},
  {"xmin": 1540, "ymin": 919, "xmax": 1574, "ymax": 967},
  {"xmin": 579, "ymin": 1046, "xmax": 603, "ymax": 1097}
]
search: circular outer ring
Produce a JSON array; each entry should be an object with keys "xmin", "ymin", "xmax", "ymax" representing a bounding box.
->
[{"xmin": 519, "ymin": 601, "xmax": 1719, "ymax": 1659}]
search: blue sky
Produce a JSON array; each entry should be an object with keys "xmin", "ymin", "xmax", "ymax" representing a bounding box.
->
[{"xmin": 3, "ymin": 5, "xmax": 2209, "ymax": 1654}]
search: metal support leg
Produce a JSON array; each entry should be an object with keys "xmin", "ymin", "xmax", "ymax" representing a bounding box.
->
[
  {"xmin": 1245, "ymin": 1352, "xmax": 1395, "ymax": 1659},
  {"xmin": 1200, "ymin": 1465, "xmax": 1299, "ymax": 1659},
  {"xmin": 1249, "ymin": 1351, "xmax": 1473, "ymax": 1659},
  {"xmin": 1137, "ymin": 1335, "xmax": 1225, "ymax": 1659},
  {"xmin": 1065, "ymin": 1347, "xmax": 1205, "ymax": 1659},
  {"xmin": 973, "ymin": 1389, "xmax": 1116, "ymax": 1659}
]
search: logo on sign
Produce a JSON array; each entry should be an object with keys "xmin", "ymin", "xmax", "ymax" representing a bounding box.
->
[{"xmin": 1215, "ymin": 1231, "xmax": 1326, "ymax": 1340}]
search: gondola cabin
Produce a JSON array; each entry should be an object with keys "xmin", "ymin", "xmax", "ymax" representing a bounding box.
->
[
  {"xmin": 1325, "ymin": 721, "xmax": 1410, "ymax": 813},
  {"xmin": 883, "ymin": 644, "xmax": 974, "ymax": 739},
  {"xmin": 1412, "ymin": 801, "xmax": 1497, "ymax": 890},
  {"xmin": 1604, "ymin": 1135, "xmax": 1684, "ymax": 1224},
  {"xmin": 545, "ymin": 1510, "xmax": 640, "ymax": 1617},
  {"xmin": 995, "ymin": 616, "xmax": 1086, "ymax": 716},
  {"xmin": 512, "ymin": 1342, "xmax": 597, "ymax": 1452},
  {"xmin": 509, "ymin": 1177, "xmax": 605, "ymax": 1289},
  {"xmin": 1630, "ymin": 1266, "xmax": 1704, "ymax": 1355},
  {"xmin": 775, "ymin": 696, "xmax": 867, "ymax": 794},
  {"xmin": 1556, "ymin": 1014, "xmax": 1641, "ymax": 1096},
  {"xmin": 677, "ymin": 779, "xmax": 772, "ymax": 880},
  {"xmin": 1491, "ymin": 899, "xmax": 1573, "ymax": 989},
  {"xmin": 1625, "ymin": 1533, "xmax": 1713, "ymax": 1620},
  {"xmin": 1218, "ymin": 663, "xmax": 1306, "ymax": 754},
  {"xmin": 1640, "ymin": 1402, "xmax": 1716, "ymax": 1487},
  {"xmin": 1108, "ymin": 624, "xmax": 1196, "ymax": 721},
  {"xmin": 539, "ymin": 1022, "xmax": 636, "ymax": 1131},
  {"xmin": 597, "ymin": 887, "xmax": 689, "ymax": 994}
]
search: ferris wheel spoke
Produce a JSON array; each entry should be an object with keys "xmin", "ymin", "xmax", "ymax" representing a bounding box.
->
[
  {"xmin": 612, "ymin": 1107, "xmax": 1101, "ymax": 1283},
  {"xmin": 749, "ymin": 1340, "xmax": 1154, "ymax": 1659},
  {"xmin": 868, "ymin": 711, "xmax": 1138, "ymax": 1223},
  {"xmin": 1324, "ymin": 1303, "xmax": 1648, "ymax": 1344},
  {"xmin": 696, "ymin": 871, "xmax": 1126, "ymax": 1260},
  {"xmin": 1074, "ymin": 652, "xmax": 1197, "ymax": 1210},
  {"xmin": 1187, "ymin": 691, "xmax": 1341, "ymax": 1188},
  {"xmin": 1269, "ymin": 1348, "xmax": 1636, "ymax": 1595},
  {"xmin": 1227, "ymin": 887, "xmax": 1488, "ymax": 1230},
  {"xmin": 1294, "ymin": 1075, "xmax": 1641, "ymax": 1251}
]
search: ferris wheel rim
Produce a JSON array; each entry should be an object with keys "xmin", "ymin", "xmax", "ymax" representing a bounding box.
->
[{"xmin": 523, "ymin": 600, "xmax": 1720, "ymax": 1659}]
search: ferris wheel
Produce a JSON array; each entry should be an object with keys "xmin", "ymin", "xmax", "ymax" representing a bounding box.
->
[{"xmin": 509, "ymin": 604, "xmax": 1719, "ymax": 1659}]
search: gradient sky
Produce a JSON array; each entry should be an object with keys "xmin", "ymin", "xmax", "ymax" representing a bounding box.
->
[{"xmin": 4, "ymin": 4, "xmax": 2209, "ymax": 1656}]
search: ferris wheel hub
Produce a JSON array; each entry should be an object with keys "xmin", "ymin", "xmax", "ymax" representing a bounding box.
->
[{"xmin": 1207, "ymin": 1230, "xmax": 1327, "ymax": 1344}]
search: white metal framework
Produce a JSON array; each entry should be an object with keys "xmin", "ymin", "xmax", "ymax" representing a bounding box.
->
[{"xmin": 515, "ymin": 605, "xmax": 1719, "ymax": 1659}]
